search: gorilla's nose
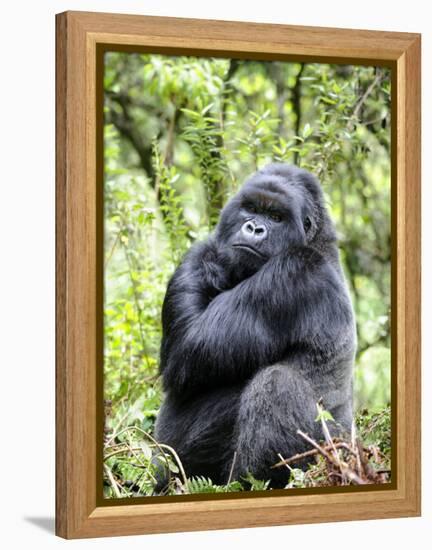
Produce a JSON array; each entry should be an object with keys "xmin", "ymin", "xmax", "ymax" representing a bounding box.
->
[{"xmin": 241, "ymin": 220, "xmax": 268, "ymax": 240}]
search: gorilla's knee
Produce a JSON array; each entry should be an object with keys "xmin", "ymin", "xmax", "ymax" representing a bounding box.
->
[
  {"xmin": 233, "ymin": 365, "xmax": 320, "ymax": 487},
  {"xmin": 242, "ymin": 365, "xmax": 315, "ymax": 408}
]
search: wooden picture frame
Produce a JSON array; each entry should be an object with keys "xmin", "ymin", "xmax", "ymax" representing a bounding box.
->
[{"xmin": 55, "ymin": 10, "xmax": 421, "ymax": 539}]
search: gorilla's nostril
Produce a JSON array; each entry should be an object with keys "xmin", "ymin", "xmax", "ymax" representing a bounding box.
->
[
  {"xmin": 245, "ymin": 222, "xmax": 255, "ymax": 233},
  {"xmin": 255, "ymin": 226, "xmax": 265, "ymax": 235}
]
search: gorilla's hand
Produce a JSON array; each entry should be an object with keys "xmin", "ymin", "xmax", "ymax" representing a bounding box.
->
[
  {"xmin": 197, "ymin": 243, "xmax": 232, "ymax": 300},
  {"xmin": 200, "ymin": 247, "xmax": 231, "ymax": 297}
]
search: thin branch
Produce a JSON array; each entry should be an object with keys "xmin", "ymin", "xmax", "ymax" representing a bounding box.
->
[
  {"xmin": 105, "ymin": 409, "xmax": 131, "ymax": 447},
  {"xmin": 118, "ymin": 225, "xmax": 152, "ymax": 370},
  {"xmin": 271, "ymin": 441, "xmax": 354, "ymax": 469},
  {"xmin": 296, "ymin": 430, "xmax": 335, "ymax": 463},
  {"xmin": 104, "ymin": 464, "xmax": 122, "ymax": 498},
  {"xmin": 349, "ymin": 68, "xmax": 384, "ymax": 130},
  {"xmin": 277, "ymin": 452, "xmax": 292, "ymax": 472},
  {"xmin": 226, "ymin": 451, "xmax": 238, "ymax": 484},
  {"xmin": 104, "ymin": 446, "xmax": 143, "ymax": 460},
  {"xmin": 292, "ymin": 64, "xmax": 305, "ymax": 138},
  {"xmin": 104, "ymin": 425, "xmax": 187, "ymax": 487},
  {"xmin": 157, "ymin": 444, "xmax": 188, "ymax": 487},
  {"xmin": 296, "ymin": 430, "xmax": 366, "ymax": 485},
  {"xmin": 104, "ymin": 229, "xmax": 121, "ymax": 270},
  {"xmin": 317, "ymin": 402, "xmax": 342, "ymax": 470},
  {"xmin": 105, "ymin": 91, "xmax": 156, "ymax": 179}
]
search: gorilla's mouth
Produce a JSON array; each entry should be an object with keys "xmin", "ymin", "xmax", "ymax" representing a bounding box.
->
[{"xmin": 232, "ymin": 243, "xmax": 266, "ymax": 258}]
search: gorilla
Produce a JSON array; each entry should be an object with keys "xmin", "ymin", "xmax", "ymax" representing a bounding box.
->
[{"xmin": 154, "ymin": 163, "xmax": 356, "ymax": 489}]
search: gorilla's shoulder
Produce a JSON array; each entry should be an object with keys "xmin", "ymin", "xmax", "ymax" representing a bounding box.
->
[{"xmin": 183, "ymin": 237, "xmax": 218, "ymax": 262}]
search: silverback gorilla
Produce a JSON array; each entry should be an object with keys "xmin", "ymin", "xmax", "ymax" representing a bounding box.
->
[{"xmin": 155, "ymin": 163, "xmax": 356, "ymax": 489}]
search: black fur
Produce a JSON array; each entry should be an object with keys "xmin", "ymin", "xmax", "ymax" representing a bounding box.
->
[{"xmin": 155, "ymin": 163, "xmax": 356, "ymax": 489}]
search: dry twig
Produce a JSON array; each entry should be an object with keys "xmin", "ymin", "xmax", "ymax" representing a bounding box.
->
[{"xmin": 272, "ymin": 403, "xmax": 391, "ymax": 488}]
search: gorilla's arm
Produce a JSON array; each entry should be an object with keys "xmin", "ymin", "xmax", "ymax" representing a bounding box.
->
[{"xmin": 160, "ymin": 241, "xmax": 352, "ymax": 398}]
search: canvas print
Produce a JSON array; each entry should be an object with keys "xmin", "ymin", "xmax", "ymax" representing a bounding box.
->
[{"xmin": 102, "ymin": 53, "xmax": 391, "ymax": 498}]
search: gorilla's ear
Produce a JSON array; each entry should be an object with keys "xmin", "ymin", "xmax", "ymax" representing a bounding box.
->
[{"xmin": 289, "ymin": 211, "xmax": 308, "ymax": 248}]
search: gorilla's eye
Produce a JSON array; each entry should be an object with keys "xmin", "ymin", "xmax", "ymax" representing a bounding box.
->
[
  {"xmin": 303, "ymin": 216, "xmax": 312, "ymax": 232},
  {"xmin": 269, "ymin": 213, "xmax": 282, "ymax": 223},
  {"xmin": 247, "ymin": 204, "xmax": 259, "ymax": 214}
]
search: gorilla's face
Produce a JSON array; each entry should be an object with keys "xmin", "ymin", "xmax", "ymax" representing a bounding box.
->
[{"xmin": 215, "ymin": 164, "xmax": 335, "ymax": 276}]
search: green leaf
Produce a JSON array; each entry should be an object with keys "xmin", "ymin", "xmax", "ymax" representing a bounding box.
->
[{"xmin": 315, "ymin": 409, "xmax": 335, "ymax": 423}]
